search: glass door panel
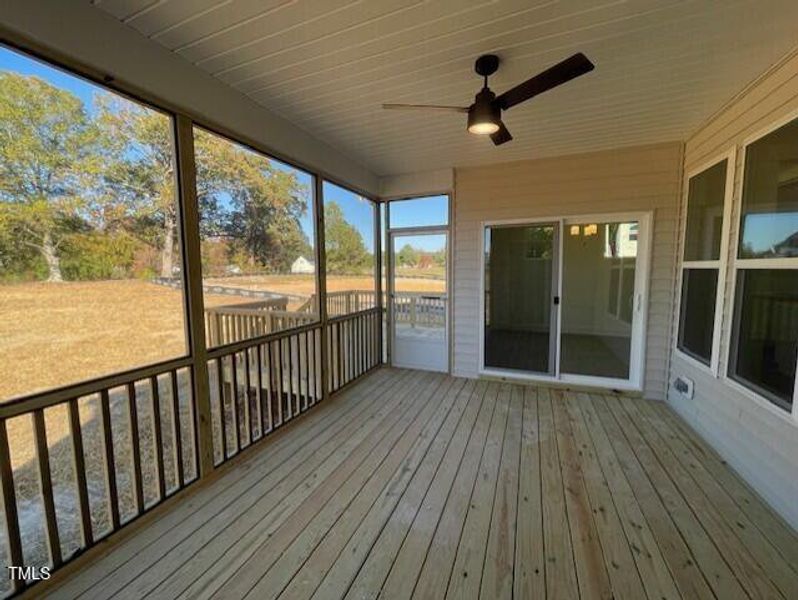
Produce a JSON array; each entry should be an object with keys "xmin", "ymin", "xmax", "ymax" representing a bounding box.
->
[
  {"xmin": 391, "ymin": 233, "xmax": 448, "ymax": 372},
  {"xmin": 560, "ymin": 221, "xmax": 639, "ymax": 379},
  {"xmin": 484, "ymin": 224, "xmax": 558, "ymax": 374}
]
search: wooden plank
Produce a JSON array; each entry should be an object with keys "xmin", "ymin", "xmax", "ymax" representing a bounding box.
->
[
  {"xmin": 0, "ymin": 418, "xmax": 24, "ymax": 592},
  {"xmin": 310, "ymin": 378, "xmax": 474, "ymax": 600},
  {"xmin": 479, "ymin": 385, "xmax": 523, "ymax": 600},
  {"xmin": 100, "ymin": 389, "xmax": 121, "ymax": 530},
  {"xmin": 619, "ymin": 398, "xmax": 788, "ymax": 599},
  {"xmin": 638, "ymin": 401, "xmax": 798, "ymax": 597},
  {"xmin": 560, "ymin": 393, "xmax": 647, "ymax": 599},
  {"xmin": 170, "ymin": 370, "xmax": 185, "ymax": 488},
  {"xmin": 341, "ymin": 380, "xmax": 484, "ymax": 600},
  {"xmin": 573, "ymin": 395, "xmax": 680, "ymax": 600},
  {"xmin": 600, "ymin": 396, "xmax": 747, "ymax": 600},
  {"xmin": 150, "ymin": 376, "xmax": 167, "ymax": 500},
  {"xmin": 551, "ymin": 390, "xmax": 612, "ymax": 600},
  {"xmin": 113, "ymin": 371, "xmax": 440, "ymax": 600},
  {"xmin": 33, "ymin": 409, "xmax": 62, "ymax": 567},
  {"xmin": 216, "ymin": 374, "xmax": 461, "ymax": 600},
  {"xmin": 126, "ymin": 382, "xmax": 145, "ymax": 514},
  {"xmin": 246, "ymin": 375, "xmax": 460, "ymax": 600},
  {"xmin": 654, "ymin": 402, "xmax": 798, "ymax": 569},
  {"xmin": 445, "ymin": 383, "xmax": 511, "ymax": 599},
  {"xmin": 68, "ymin": 398, "xmax": 94, "ymax": 547},
  {"xmin": 512, "ymin": 386, "xmax": 545, "ymax": 600},
  {"xmin": 538, "ymin": 388, "xmax": 580, "ymax": 600},
  {"xmin": 381, "ymin": 381, "xmax": 494, "ymax": 600},
  {"xmin": 55, "ymin": 369, "xmax": 397, "ymax": 599}
]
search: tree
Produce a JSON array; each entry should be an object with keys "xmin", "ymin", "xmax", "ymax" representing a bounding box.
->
[
  {"xmin": 397, "ymin": 243, "xmax": 419, "ymax": 267},
  {"xmin": 193, "ymin": 128, "xmax": 309, "ymax": 273},
  {"xmin": 0, "ymin": 73, "xmax": 102, "ymax": 281},
  {"xmin": 324, "ymin": 201, "xmax": 370, "ymax": 274}
]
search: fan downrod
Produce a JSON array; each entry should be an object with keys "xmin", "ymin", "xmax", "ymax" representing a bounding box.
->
[{"xmin": 475, "ymin": 54, "xmax": 500, "ymax": 78}]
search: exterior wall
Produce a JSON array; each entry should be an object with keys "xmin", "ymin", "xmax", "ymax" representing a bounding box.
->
[
  {"xmin": 452, "ymin": 142, "xmax": 683, "ymax": 400},
  {"xmin": 668, "ymin": 48, "xmax": 798, "ymax": 530}
]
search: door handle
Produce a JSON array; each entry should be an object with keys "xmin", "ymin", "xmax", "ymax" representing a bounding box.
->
[{"xmin": 553, "ymin": 296, "xmax": 560, "ymax": 305}]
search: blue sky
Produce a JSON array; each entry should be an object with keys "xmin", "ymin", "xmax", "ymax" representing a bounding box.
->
[{"xmin": 0, "ymin": 44, "xmax": 448, "ymax": 253}]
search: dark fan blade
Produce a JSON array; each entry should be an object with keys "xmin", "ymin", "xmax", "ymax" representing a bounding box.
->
[
  {"xmin": 495, "ymin": 53, "xmax": 594, "ymax": 111},
  {"xmin": 490, "ymin": 121, "xmax": 513, "ymax": 146},
  {"xmin": 382, "ymin": 103, "xmax": 468, "ymax": 113}
]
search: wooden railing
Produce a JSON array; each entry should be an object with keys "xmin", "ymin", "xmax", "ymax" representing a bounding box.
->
[
  {"xmin": 1, "ymin": 295, "xmax": 382, "ymax": 596},
  {"xmin": 392, "ymin": 292, "xmax": 446, "ymax": 327},
  {"xmin": 0, "ymin": 359, "xmax": 198, "ymax": 597},
  {"xmin": 207, "ymin": 322, "xmax": 324, "ymax": 464},
  {"xmin": 328, "ymin": 308, "xmax": 382, "ymax": 393},
  {"xmin": 204, "ymin": 298, "xmax": 318, "ymax": 347},
  {"xmin": 207, "ymin": 306, "xmax": 381, "ymax": 465}
]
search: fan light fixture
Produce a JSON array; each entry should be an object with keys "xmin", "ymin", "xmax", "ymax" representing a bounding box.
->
[
  {"xmin": 467, "ymin": 88, "xmax": 500, "ymax": 135},
  {"xmin": 382, "ymin": 52, "xmax": 595, "ymax": 146}
]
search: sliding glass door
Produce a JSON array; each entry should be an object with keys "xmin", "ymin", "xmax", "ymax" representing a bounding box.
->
[
  {"xmin": 561, "ymin": 220, "xmax": 639, "ymax": 380},
  {"xmin": 482, "ymin": 216, "xmax": 648, "ymax": 388},
  {"xmin": 484, "ymin": 223, "xmax": 558, "ymax": 374}
]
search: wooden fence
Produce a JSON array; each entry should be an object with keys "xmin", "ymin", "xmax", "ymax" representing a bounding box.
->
[{"xmin": 0, "ymin": 359, "xmax": 198, "ymax": 597}]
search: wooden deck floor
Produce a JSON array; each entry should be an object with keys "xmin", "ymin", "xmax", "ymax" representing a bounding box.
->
[{"xmin": 50, "ymin": 368, "xmax": 798, "ymax": 599}]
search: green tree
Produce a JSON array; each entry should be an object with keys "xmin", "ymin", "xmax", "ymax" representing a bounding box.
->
[
  {"xmin": 397, "ymin": 243, "xmax": 419, "ymax": 267},
  {"xmin": 324, "ymin": 201, "xmax": 370, "ymax": 274},
  {"xmin": 193, "ymin": 128, "xmax": 310, "ymax": 272},
  {"xmin": 0, "ymin": 73, "xmax": 102, "ymax": 281}
]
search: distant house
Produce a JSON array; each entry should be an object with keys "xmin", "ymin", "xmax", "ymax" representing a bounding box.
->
[{"xmin": 291, "ymin": 256, "xmax": 315, "ymax": 274}]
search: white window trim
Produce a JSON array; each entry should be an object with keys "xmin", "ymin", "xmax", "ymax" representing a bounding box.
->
[
  {"xmin": 673, "ymin": 149, "xmax": 736, "ymax": 377},
  {"xmin": 721, "ymin": 108, "xmax": 798, "ymax": 423}
]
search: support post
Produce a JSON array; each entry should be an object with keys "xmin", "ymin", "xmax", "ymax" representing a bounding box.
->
[
  {"xmin": 314, "ymin": 176, "xmax": 329, "ymax": 401},
  {"xmin": 375, "ymin": 201, "xmax": 384, "ymax": 365},
  {"xmin": 174, "ymin": 115, "xmax": 214, "ymax": 478}
]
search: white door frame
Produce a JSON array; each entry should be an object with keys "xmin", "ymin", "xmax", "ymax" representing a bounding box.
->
[
  {"xmin": 389, "ymin": 228, "xmax": 450, "ymax": 372},
  {"xmin": 478, "ymin": 211, "xmax": 653, "ymax": 391}
]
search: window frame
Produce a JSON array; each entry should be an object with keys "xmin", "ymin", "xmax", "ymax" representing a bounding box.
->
[
  {"xmin": 723, "ymin": 108, "xmax": 798, "ymax": 422},
  {"xmin": 673, "ymin": 149, "xmax": 736, "ymax": 376}
]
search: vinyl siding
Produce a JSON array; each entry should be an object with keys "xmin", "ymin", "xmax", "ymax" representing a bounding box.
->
[
  {"xmin": 452, "ymin": 142, "xmax": 683, "ymax": 400},
  {"xmin": 668, "ymin": 48, "xmax": 798, "ymax": 529}
]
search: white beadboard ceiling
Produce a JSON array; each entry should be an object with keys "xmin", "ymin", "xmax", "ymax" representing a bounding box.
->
[{"xmin": 92, "ymin": 0, "xmax": 798, "ymax": 177}]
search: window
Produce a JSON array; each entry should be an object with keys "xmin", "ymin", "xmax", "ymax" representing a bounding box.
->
[
  {"xmin": 388, "ymin": 195, "xmax": 448, "ymax": 228},
  {"xmin": 323, "ymin": 181, "xmax": 377, "ymax": 316},
  {"xmin": 677, "ymin": 158, "xmax": 730, "ymax": 369},
  {"xmin": 730, "ymin": 116, "xmax": 798, "ymax": 412},
  {"xmin": 193, "ymin": 126, "xmax": 318, "ymax": 348},
  {"xmin": 0, "ymin": 45, "xmax": 187, "ymax": 401}
]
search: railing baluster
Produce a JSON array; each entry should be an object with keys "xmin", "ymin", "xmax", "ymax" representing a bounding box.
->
[
  {"xmin": 0, "ymin": 418, "xmax": 24, "ymax": 591},
  {"xmin": 216, "ymin": 357, "xmax": 227, "ymax": 461},
  {"xmin": 32, "ymin": 409, "xmax": 62, "ymax": 567},
  {"xmin": 256, "ymin": 344, "xmax": 267, "ymax": 434},
  {"xmin": 304, "ymin": 330, "xmax": 311, "ymax": 409},
  {"xmin": 67, "ymin": 398, "xmax": 93, "ymax": 546},
  {"xmin": 243, "ymin": 349, "xmax": 255, "ymax": 441},
  {"xmin": 231, "ymin": 353, "xmax": 241, "ymax": 452},
  {"xmin": 126, "ymin": 382, "xmax": 144, "ymax": 513},
  {"xmin": 169, "ymin": 370, "xmax": 184, "ymax": 489},
  {"xmin": 99, "ymin": 390, "xmax": 120, "ymax": 530},
  {"xmin": 150, "ymin": 376, "xmax": 166, "ymax": 500}
]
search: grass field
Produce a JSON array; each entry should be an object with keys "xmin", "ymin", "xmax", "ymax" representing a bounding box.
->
[{"xmin": 1, "ymin": 274, "xmax": 445, "ymax": 402}]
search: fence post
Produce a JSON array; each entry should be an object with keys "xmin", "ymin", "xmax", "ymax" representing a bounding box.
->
[
  {"xmin": 174, "ymin": 115, "xmax": 214, "ymax": 478},
  {"xmin": 314, "ymin": 176, "xmax": 329, "ymax": 402}
]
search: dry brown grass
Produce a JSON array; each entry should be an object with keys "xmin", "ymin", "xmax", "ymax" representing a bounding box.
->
[{"xmin": 0, "ymin": 275, "xmax": 444, "ymax": 402}]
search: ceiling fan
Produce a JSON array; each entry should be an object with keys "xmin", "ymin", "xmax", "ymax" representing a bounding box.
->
[{"xmin": 382, "ymin": 53, "xmax": 594, "ymax": 145}]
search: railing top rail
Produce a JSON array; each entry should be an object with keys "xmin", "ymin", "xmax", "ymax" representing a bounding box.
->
[
  {"xmin": 327, "ymin": 306, "xmax": 381, "ymax": 324},
  {"xmin": 0, "ymin": 356, "xmax": 194, "ymax": 420}
]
